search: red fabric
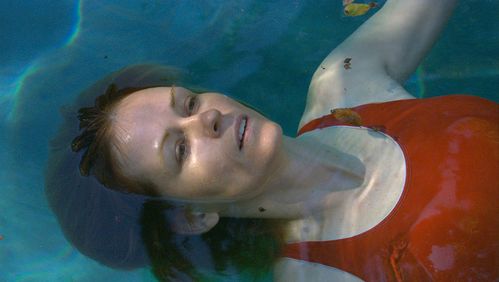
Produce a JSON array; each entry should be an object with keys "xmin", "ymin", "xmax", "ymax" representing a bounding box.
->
[{"xmin": 285, "ymin": 95, "xmax": 499, "ymax": 281}]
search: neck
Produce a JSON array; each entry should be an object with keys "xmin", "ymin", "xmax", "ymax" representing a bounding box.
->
[{"xmin": 213, "ymin": 134, "xmax": 366, "ymax": 219}]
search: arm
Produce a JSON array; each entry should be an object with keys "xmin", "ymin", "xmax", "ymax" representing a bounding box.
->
[
  {"xmin": 348, "ymin": 0, "xmax": 457, "ymax": 82},
  {"xmin": 299, "ymin": 0, "xmax": 457, "ymax": 129}
]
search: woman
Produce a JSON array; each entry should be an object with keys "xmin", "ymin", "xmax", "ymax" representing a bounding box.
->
[{"xmin": 47, "ymin": 0, "xmax": 498, "ymax": 281}]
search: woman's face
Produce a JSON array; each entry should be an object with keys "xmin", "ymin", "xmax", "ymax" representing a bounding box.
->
[{"xmin": 110, "ymin": 87, "xmax": 282, "ymax": 202}]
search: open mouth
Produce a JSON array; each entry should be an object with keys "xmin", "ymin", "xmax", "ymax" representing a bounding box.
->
[{"xmin": 238, "ymin": 116, "xmax": 248, "ymax": 150}]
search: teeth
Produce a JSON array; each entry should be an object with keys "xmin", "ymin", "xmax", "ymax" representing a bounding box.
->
[{"xmin": 239, "ymin": 117, "xmax": 247, "ymax": 143}]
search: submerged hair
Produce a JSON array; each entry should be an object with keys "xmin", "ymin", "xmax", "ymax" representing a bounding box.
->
[{"xmin": 140, "ymin": 200, "xmax": 285, "ymax": 281}]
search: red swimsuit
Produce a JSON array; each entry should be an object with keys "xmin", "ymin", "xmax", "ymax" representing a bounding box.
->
[{"xmin": 284, "ymin": 95, "xmax": 499, "ymax": 281}]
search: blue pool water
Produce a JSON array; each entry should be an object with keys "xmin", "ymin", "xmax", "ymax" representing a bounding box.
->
[{"xmin": 0, "ymin": 0, "xmax": 498, "ymax": 281}]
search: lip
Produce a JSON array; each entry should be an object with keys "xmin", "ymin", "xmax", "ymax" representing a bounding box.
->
[{"xmin": 234, "ymin": 114, "xmax": 248, "ymax": 150}]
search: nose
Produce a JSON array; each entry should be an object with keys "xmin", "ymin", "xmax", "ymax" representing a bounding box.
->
[{"xmin": 197, "ymin": 109, "xmax": 222, "ymax": 138}]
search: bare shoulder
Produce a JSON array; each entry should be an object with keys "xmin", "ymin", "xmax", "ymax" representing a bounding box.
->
[
  {"xmin": 298, "ymin": 62, "xmax": 415, "ymax": 130},
  {"xmin": 297, "ymin": 0, "xmax": 457, "ymax": 131}
]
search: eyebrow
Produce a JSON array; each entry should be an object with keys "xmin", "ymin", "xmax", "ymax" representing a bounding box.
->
[{"xmin": 170, "ymin": 86, "xmax": 176, "ymax": 107}]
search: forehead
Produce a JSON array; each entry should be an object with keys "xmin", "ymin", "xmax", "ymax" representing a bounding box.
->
[
  {"xmin": 110, "ymin": 87, "xmax": 175, "ymax": 179},
  {"xmin": 115, "ymin": 87, "xmax": 171, "ymax": 116}
]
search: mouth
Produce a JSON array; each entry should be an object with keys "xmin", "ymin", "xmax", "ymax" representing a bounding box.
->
[{"xmin": 236, "ymin": 115, "xmax": 248, "ymax": 150}]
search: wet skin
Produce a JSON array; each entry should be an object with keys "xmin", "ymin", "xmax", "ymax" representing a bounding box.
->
[{"xmin": 111, "ymin": 87, "xmax": 283, "ymax": 202}]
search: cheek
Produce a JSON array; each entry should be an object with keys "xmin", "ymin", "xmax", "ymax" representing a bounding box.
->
[
  {"xmin": 252, "ymin": 121, "xmax": 282, "ymax": 168},
  {"xmin": 190, "ymin": 136, "xmax": 240, "ymax": 169},
  {"xmin": 186, "ymin": 151, "xmax": 248, "ymax": 197},
  {"xmin": 187, "ymin": 153, "xmax": 227, "ymax": 188},
  {"xmin": 190, "ymin": 157, "xmax": 234, "ymax": 183}
]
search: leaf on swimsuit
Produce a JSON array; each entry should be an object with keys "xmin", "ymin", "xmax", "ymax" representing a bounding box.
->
[{"xmin": 330, "ymin": 108, "xmax": 362, "ymax": 126}]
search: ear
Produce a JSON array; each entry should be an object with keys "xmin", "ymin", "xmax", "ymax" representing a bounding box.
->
[{"xmin": 169, "ymin": 209, "xmax": 219, "ymax": 235}]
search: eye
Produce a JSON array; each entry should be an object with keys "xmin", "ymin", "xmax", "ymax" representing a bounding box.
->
[
  {"xmin": 185, "ymin": 95, "xmax": 198, "ymax": 116},
  {"xmin": 175, "ymin": 137, "xmax": 190, "ymax": 165}
]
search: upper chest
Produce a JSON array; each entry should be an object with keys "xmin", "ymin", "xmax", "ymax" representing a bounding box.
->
[{"xmin": 284, "ymin": 126, "xmax": 406, "ymax": 242}]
